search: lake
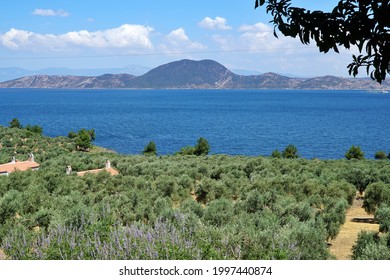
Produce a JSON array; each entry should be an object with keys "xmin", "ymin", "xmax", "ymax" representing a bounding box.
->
[{"xmin": 0, "ymin": 88, "xmax": 389, "ymax": 159}]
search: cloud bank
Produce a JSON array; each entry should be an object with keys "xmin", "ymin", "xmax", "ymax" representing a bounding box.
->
[{"xmin": 0, "ymin": 24, "xmax": 154, "ymax": 51}]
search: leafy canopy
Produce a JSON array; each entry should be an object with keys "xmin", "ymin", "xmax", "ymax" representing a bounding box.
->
[
  {"xmin": 345, "ymin": 145, "xmax": 365, "ymax": 160},
  {"xmin": 177, "ymin": 137, "xmax": 210, "ymax": 156},
  {"xmin": 9, "ymin": 118, "xmax": 22, "ymax": 129},
  {"xmin": 143, "ymin": 141, "xmax": 157, "ymax": 156},
  {"xmin": 68, "ymin": 128, "xmax": 96, "ymax": 151},
  {"xmin": 254, "ymin": 0, "xmax": 390, "ymax": 83}
]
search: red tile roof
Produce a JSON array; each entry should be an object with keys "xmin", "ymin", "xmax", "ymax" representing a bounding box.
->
[{"xmin": 0, "ymin": 160, "xmax": 40, "ymax": 175}]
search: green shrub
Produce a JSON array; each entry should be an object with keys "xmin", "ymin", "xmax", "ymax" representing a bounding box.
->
[
  {"xmin": 375, "ymin": 205, "xmax": 390, "ymax": 233},
  {"xmin": 271, "ymin": 149, "xmax": 282, "ymax": 158},
  {"xmin": 203, "ymin": 199, "xmax": 233, "ymax": 227},
  {"xmin": 352, "ymin": 231, "xmax": 390, "ymax": 260},
  {"xmin": 9, "ymin": 118, "xmax": 22, "ymax": 129},
  {"xmin": 345, "ymin": 145, "xmax": 365, "ymax": 160},
  {"xmin": 363, "ymin": 182, "xmax": 390, "ymax": 214},
  {"xmin": 282, "ymin": 144, "xmax": 299, "ymax": 159},
  {"xmin": 143, "ymin": 141, "xmax": 157, "ymax": 156},
  {"xmin": 375, "ymin": 150, "xmax": 388, "ymax": 160}
]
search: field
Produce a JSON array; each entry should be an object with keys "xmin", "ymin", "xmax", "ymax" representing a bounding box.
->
[{"xmin": 1, "ymin": 125, "xmax": 390, "ymax": 260}]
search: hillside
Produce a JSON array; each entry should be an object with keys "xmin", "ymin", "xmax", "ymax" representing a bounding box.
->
[
  {"xmin": 129, "ymin": 59, "xmax": 235, "ymax": 88},
  {"xmin": 0, "ymin": 74, "xmax": 136, "ymax": 89},
  {"xmin": 1, "ymin": 125, "xmax": 390, "ymax": 260},
  {"xmin": 0, "ymin": 59, "xmax": 389, "ymax": 90}
]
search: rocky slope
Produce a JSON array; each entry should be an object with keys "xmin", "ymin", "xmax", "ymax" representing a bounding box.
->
[{"xmin": 0, "ymin": 59, "xmax": 389, "ymax": 90}]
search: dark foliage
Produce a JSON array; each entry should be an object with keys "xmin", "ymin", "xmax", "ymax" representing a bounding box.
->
[
  {"xmin": 255, "ymin": 0, "xmax": 390, "ymax": 83},
  {"xmin": 345, "ymin": 145, "xmax": 365, "ymax": 160},
  {"xmin": 143, "ymin": 141, "xmax": 157, "ymax": 156}
]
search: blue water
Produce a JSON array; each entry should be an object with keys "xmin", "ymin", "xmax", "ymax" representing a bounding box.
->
[{"xmin": 0, "ymin": 88, "xmax": 389, "ymax": 159}]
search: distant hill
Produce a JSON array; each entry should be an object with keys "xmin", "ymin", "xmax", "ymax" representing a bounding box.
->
[
  {"xmin": 0, "ymin": 65, "xmax": 150, "ymax": 82},
  {"xmin": 0, "ymin": 74, "xmax": 136, "ymax": 89},
  {"xmin": 0, "ymin": 59, "xmax": 389, "ymax": 90}
]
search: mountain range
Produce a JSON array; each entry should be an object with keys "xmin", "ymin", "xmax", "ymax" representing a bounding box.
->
[
  {"xmin": 0, "ymin": 65, "xmax": 151, "ymax": 82},
  {"xmin": 0, "ymin": 59, "xmax": 389, "ymax": 90}
]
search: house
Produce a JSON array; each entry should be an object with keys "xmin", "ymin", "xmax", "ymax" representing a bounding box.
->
[
  {"xmin": 0, "ymin": 153, "xmax": 40, "ymax": 176},
  {"xmin": 67, "ymin": 160, "xmax": 119, "ymax": 177}
]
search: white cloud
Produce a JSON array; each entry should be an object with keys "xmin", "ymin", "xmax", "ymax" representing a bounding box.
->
[
  {"xmin": 167, "ymin": 28, "xmax": 190, "ymax": 43},
  {"xmin": 161, "ymin": 28, "xmax": 206, "ymax": 52},
  {"xmin": 32, "ymin": 9, "xmax": 70, "ymax": 17},
  {"xmin": 238, "ymin": 23, "xmax": 272, "ymax": 33},
  {"xmin": 211, "ymin": 22, "xmax": 299, "ymax": 52},
  {"xmin": 0, "ymin": 24, "xmax": 154, "ymax": 51},
  {"xmin": 198, "ymin": 16, "xmax": 232, "ymax": 30}
]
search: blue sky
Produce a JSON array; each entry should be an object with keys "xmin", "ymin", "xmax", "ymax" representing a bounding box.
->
[{"xmin": 0, "ymin": 0, "xmax": 357, "ymax": 77}]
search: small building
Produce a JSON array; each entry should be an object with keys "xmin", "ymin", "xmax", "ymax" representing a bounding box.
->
[
  {"xmin": 68, "ymin": 160, "xmax": 119, "ymax": 177},
  {"xmin": 0, "ymin": 153, "xmax": 40, "ymax": 176}
]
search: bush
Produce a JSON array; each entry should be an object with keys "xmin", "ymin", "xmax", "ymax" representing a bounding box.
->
[
  {"xmin": 74, "ymin": 128, "xmax": 95, "ymax": 151},
  {"xmin": 363, "ymin": 182, "xmax": 390, "ymax": 214},
  {"xmin": 25, "ymin": 125, "xmax": 43, "ymax": 135},
  {"xmin": 194, "ymin": 137, "xmax": 210, "ymax": 156},
  {"xmin": 9, "ymin": 118, "xmax": 22, "ymax": 129},
  {"xmin": 345, "ymin": 145, "xmax": 364, "ymax": 160},
  {"xmin": 178, "ymin": 146, "xmax": 196, "ymax": 155},
  {"xmin": 375, "ymin": 150, "xmax": 388, "ymax": 160},
  {"xmin": 177, "ymin": 137, "xmax": 210, "ymax": 156},
  {"xmin": 282, "ymin": 144, "xmax": 299, "ymax": 159},
  {"xmin": 143, "ymin": 141, "xmax": 157, "ymax": 156},
  {"xmin": 375, "ymin": 205, "xmax": 390, "ymax": 233},
  {"xmin": 271, "ymin": 149, "xmax": 282, "ymax": 158},
  {"xmin": 352, "ymin": 231, "xmax": 390, "ymax": 260},
  {"xmin": 0, "ymin": 190, "xmax": 23, "ymax": 224},
  {"xmin": 203, "ymin": 199, "xmax": 233, "ymax": 227}
]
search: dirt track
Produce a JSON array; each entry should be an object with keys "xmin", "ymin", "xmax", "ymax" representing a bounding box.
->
[
  {"xmin": 329, "ymin": 196, "xmax": 379, "ymax": 260},
  {"xmin": 0, "ymin": 249, "xmax": 6, "ymax": 260}
]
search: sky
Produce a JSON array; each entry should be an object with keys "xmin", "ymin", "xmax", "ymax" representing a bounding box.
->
[{"xmin": 0, "ymin": 0, "xmax": 359, "ymax": 77}]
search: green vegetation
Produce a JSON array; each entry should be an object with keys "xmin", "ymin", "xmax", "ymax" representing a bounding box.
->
[
  {"xmin": 282, "ymin": 144, "xmax": 299, "ymax": 159},
  {"xmin": 375, "ymin": 150, "xmax": 388, "ymax": 160},
  {"xmin": 68, "ymin": 128, "xmax": 96, "ymax": 151},
  {"xmin": 8, "ymin": 118, "xmax": 42, "ymax": 135},
  {"xmin": 177, "ymin": 137, "xmax": 210, "ymax": 156},
  {"xmin": 345, "ymin": 145, "xmax": 365, "ymax": 160},
  {"xmin": 9, "ymin": 118, "xmax": 22, "ymax": 129},
  {"xmin": 271, "ymin": 149, "xmax": 281, "ymax": 158},
  {"xmin": 1, "ymin": 125, "xmax": 390, "ymax": 260},
  {"xmin": 143, "ymin": 141, "xmax": 157, "ymax": 156}
]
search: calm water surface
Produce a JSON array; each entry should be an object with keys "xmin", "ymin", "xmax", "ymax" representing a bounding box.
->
[{"xmin": 0, "ymin": 88, "xmax": 389, "ymax": 159}]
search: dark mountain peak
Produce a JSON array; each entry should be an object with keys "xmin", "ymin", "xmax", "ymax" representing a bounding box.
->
[
  {"xmin": 143, "ymin": 59, "xmax": 230, "ymax": 76},
  {"xmin": 134, "ymin": 59, "xmax": 234, "ymax": 88}
]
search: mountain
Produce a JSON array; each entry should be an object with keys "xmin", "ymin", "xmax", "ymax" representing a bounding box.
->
[
  {"xmin": 0, "ymin": 65, "xmax": 150, "ymax": 82},
  {"xmin": 129, "ymin": 59, "xmax": 233, "ymax": 88},
  {"xmin": 0, "ymin": 59, "xmax": 389, "ymax": 90},
  {"xmin": 0, "ymin": 74, "xmax": 136, "ymax": 89}
]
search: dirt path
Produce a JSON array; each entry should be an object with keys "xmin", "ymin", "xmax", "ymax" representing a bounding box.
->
[
  {"xmin": 0, "ymin": 248, "xmax": 6, "ymax": 260},
  {"xmin": 329, "ymin": 196, "xmax": 379, "ymax": 260}
]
